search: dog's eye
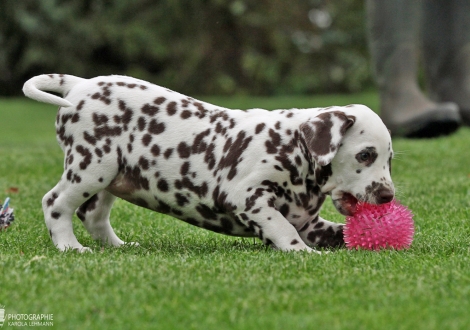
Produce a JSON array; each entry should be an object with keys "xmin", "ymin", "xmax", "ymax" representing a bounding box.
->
[
  {"xmin": 356, "ymin": 147, "xmax": 377, "ymax": 165},
  {"xmin": 359, "ymin": 152, "xmax": 370, "ymax": 161}
]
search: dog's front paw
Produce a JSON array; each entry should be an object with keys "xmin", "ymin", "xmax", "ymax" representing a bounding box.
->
[
  {"xmin": 274, "ymin": 243, "xmax": 322, "ymax": 254},
  {"xmin": 56, "ymin": 244, "xmax": 93, "ymax": 253},
  {"xmin": 305, "ymin": 247, "xmax": 322, "ymax": 255},
  {"xmin": 123, "ymin": 241, "xmax": 140, "ymax": 247},
  {"xmin": 59, "ymin": 245, "xmax": 93, "ymax": 253},
  {"xmin": 108, "ymin": 240, "xmax": 140, "ymax": 248},
  {"xmin": 76, "ymin": 246, "xmax": 93, "ymax": 253}
]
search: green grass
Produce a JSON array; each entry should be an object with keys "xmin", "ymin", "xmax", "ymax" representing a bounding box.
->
[{"xmin": 1, "ymin": 94, "xmax": 469, "ymax": 330}]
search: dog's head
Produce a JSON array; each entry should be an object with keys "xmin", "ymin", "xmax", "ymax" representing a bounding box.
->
[{"xmin": 300, "ymin": 105, "xmax": 394, "ymax": 216}]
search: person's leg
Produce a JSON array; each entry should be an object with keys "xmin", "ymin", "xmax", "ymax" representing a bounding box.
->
[
  {"xmin": 423, "ymin": 0, "xmax": 470, "ymax": 125},
  {"xmin": 366, "ymin": 0, "xmax": 461, "ymax": 137}
]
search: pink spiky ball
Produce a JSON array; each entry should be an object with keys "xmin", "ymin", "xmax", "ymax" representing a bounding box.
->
[{"xmin": 343, "ymin": 200, "xmax": 414, "ymax": 250}]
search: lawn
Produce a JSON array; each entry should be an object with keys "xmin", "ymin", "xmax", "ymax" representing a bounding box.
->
[{"xmin": 0, "ymin": 93, "xmax": 469, "ymax": 330}]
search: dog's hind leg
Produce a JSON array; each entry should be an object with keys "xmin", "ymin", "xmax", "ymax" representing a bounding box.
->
[
  {"xmin": 43, "ymin": 156, "xmax": 119, "ymax": 252},
  {"xmin": 76, "ymin": 190, "xmax": 130, "ymax": 247},
  {"xmin": 43, "ymin": 178, "xmax": 99, "ymax": 252}
]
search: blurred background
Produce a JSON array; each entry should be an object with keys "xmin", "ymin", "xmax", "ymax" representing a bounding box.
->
[{"xmin": 0, "ymin": 0, "xmax": 369, "ymax": 97}]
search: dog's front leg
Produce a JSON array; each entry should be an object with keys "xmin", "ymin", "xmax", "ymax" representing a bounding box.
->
[
  {"xmin": 239, "ymin": 202, "xmax": 321, "ymax": 254},
  {"xmin": 298, "ymin": 216, "xmax": 344, "ymax": 248}
]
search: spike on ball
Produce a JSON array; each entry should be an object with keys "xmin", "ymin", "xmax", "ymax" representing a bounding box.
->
[{"xmin": 343, "ymin": 200, "xmax": 414, "ymax": 250}]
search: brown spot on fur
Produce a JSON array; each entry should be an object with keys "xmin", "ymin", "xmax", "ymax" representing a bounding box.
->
[
  {"xmin": 142, "ymin": 134, "xmax": 152, "ymax": 146},
  {"xmin": 46, "ymin": 193, "xmax": 58, "ymax": 207},
  {"xmin": 141, "ymin": 103, "xmax": 159, "ymax": 116},
  {"xmin": 177, "ymin": 142, "xmax": 191, "ymax": 158},
  {"xmin": 217, "ymin": 131, "xmax": 252, "ymax": 180},
  {"xmin": 255, "ymin": 123, "xmax": 266, "ymax": 134},
  {"xmin": 157, "ymin": 179, "xmax": 169, "ymax": 192},
  {"xmin": 76, "ymin": 145, "xmax": 93, "ymax": 170},
  {"xmin": 167, "ymin": 102, "xmax": 177, "ymax": 116},
  {"xmin": 181, "ymin": 110, "xmax": 192, "ymax": 119},
  {"xmin": 148, "ymin": 119, "xmax": 165, "ymax": 134},
  {"xmin": 151, "ymin": 144, "xmax": 161, "ymax": 157},
  {"xmin": 76, "ymin": 194, "xmax": 99, "ymax": 221},
  {"xmin": 137, "ymin": 117, "xmax": 146, "ymax": 131},
  {"xmin": 154, "ymin": 97, "xmax": 166, "ymax": 105},
  {"xmin": 76, "ymin": 100, "xmax": 85, "ymax": 110},
  {"xmin": 164, "ymin": 148, "xmax": 174, "ymax": 159}
]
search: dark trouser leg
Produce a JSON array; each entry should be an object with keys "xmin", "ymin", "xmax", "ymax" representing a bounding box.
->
[
  {"xmin": 423, "ymin": 0, "xmax": 470, "ymax": 125},
  {"xmin": 366, "ymin": 0, "xmax": 461, "ymax": 137}
]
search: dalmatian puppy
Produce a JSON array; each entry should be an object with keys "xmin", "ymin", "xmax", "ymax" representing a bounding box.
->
[{"xmin": 23, "ymin": 74, "xmax": 394, "ymax": 253}]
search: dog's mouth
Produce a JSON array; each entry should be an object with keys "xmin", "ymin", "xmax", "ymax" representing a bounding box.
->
[{"xmin": 332, "ymin": 193, "xmax": 358, "ymax": 216}]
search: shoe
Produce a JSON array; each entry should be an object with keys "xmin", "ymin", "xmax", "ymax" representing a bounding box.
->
[
  {"xmin": 384, "ymin": 105, "xmax": 461, "ymax": 138},
  {"xmin": 460, "ymin": 108, "xmax": 470, "ymax": 126}
]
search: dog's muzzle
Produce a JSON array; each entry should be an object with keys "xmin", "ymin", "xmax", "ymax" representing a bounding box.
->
[{"xmin": 333, "ymin": 187, "xmax": 394, "ymax": 216}]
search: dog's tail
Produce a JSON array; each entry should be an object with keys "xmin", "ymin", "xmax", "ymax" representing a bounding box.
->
[{"xmin": 23, "ymin": 74, "xmax": 86, "ymax": 107}]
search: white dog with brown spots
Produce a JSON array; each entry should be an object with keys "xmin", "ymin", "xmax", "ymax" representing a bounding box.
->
[{"xmin": 23, "ymin": 74, "xmax": 394, "ymax": 253}]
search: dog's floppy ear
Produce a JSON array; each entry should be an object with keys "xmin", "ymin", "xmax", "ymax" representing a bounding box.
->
[{"xmin": 300, "ymin": 111, "xmax": 355, "ymax": 166}]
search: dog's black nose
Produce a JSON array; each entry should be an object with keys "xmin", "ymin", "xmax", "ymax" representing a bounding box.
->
[{"xmin": 377, "ymin": 188, "xmax": 394, "ymax": 204}]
